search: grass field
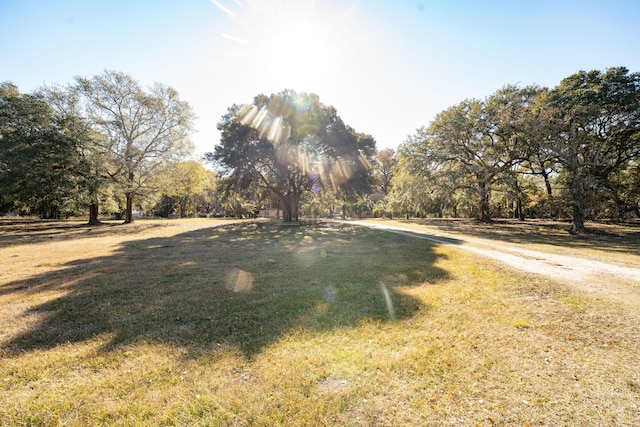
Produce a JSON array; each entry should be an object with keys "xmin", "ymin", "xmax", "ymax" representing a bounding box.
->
[
  {"xmin": 358, "ymin": 217, "xmax": 640, "ymax": 268},
  {"xmin": 1, "ymin": 218, "xmax": 639, "ymax": 426}
]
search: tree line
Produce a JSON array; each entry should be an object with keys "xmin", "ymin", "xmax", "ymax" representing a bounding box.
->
[
  {"xmin": 384, "ymin": 66, "xmax": 640, "ymax": 233},
  {"xmin": 2, "ymin": 67, "xmax": 639, "ymax": 232},
  {"xmin": 1, "ymin": 70, "xmax": 204, "ymax": 223}
]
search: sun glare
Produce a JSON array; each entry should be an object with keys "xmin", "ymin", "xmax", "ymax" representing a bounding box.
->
[
  {"xmin": 263, "ymin": 22, "xmax": 332, "ymax": 89},
  {"xmin": 213, "ymin": 0, "xmax": 356, "ymax": 93}
]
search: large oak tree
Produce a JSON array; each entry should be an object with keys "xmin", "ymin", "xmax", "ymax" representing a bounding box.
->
[
  {"xmin": 544, "ymin": 67, "xmax": 640, "ymax": 233},
  {"xmin": 401, "ymin": 85, "xmax": 539, "ymax": 222},
  {"xmin": 208, "ymin": 90, "xmax": 375, "ymax": 222}
]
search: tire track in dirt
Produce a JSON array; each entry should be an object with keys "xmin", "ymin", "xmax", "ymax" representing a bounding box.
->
[{"xmin": 347, "ymin": 220, "xmax": 640, "ymax": 305}]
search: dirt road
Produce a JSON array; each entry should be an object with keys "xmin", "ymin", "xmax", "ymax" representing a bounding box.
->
[{"xmin": 348, "ymin": 220, "xmax": 640, "ymax": 304}]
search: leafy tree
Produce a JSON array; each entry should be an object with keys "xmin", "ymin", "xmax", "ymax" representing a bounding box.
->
[
  {"xmin": 214, "ymin": 177, "xmax": 258, "ymax": 217},
  {"xmin": 38, "ymin": 85, "xmax": 110, "ymax": 224},
  {"xmin": 544, "ymin": 67, "xmax": 640, "ymax": 232},
  {"xmin": 389, "ymin": 146, "xmax": 461, "ymax": 218},
  {"xmin": 208, "ymin": 89, "xmax": 375, "ymax": 222},
  {"xmin": 158, "ymin": 160, "xmax": 210, "ymax": 217},
  {"xmin": 190, "ymin": 170, "xmax": 218, "ymax": 216},
  {"xmin": 0, "ymin": 83, "xmax": 89, "ymax": 218},
  {"xmin": 517, "ymin": 88, "xmax": 560, "ymax": 201},
  {"xmin": 605, "ymin": 161, "xmax": 640, "ymax": 218},
  {"xmin": 402, "ymin": 85, "xmax": 538, "ymax": 222},
  {"xmin": 75, "ymin": 70, "xmax": 195, "ymax": 223},
  {"xmin": 387, "ymin": 150, "xmax": 429, "ymax": 218},
  {"xmin": 372, "ymin": 148, "xmax": 396, "ymax": 195}
]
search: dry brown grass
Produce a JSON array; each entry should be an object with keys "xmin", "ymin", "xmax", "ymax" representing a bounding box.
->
[
  {"xmin": 364, "ymin": 217, "xmax": 640, "ymax": 269},
  {"xmin": 1, "ymin": 218, "xmax": 639, "ymax": 426}
]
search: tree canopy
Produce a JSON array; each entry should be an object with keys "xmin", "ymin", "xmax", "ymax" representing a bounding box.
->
[
  {"xmin": 543, "ymin": 67, "xmax": 640, "ymax": 232},
  {"xmin": 75, "ymin": 70, "xmax": 196, "ymax": 223},
  {"xmin": 391, "ymin": 67, "xmax": 640, "ymax": 231},
  {"xmin": 0, "ymin": 82, "xmax": 90, "ymax": 218},
  {"xmin": 398, "ymin": 85, "xmax": 541, "ymax": 222},
  {"xmin": 207, "ymin": 89, "xmax": 376, "ymax": 222}
]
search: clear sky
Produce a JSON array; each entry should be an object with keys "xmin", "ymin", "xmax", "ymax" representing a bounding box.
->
[{"xmin": 2, "ymin": 0, "xmax": 639, "ymax": 156}]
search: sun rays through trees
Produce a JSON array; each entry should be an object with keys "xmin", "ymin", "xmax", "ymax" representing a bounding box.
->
[{"xmin": 207, "ymin": 89, "xmax": 375, "ymax": 223}]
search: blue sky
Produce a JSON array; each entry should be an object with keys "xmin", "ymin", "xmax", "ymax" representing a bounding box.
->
[{"xmin": 2, "ymin": 0, "xmax": 639, "ymax": 156}]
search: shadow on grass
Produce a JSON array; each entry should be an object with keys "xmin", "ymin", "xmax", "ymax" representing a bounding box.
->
[
  {"xmin": 1, "ymin": 221, "xmax": 449, "ymax": 358},
  {"xmin": 0, "ymin": 218, "xmax": 177, "ymax": 247},
  {"xmin": 403, "ymin": 218, "xmax": 640, "ymax": 257}
]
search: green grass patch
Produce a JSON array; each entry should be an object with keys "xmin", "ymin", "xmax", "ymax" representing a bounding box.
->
[{"xmin": 1, "ymin": 219, "xmax": 639, "ymax": 425}]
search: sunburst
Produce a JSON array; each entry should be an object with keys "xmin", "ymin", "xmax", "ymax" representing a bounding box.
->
[{"xmin": 211, "ymin": 0, "xmax": 357, "ymax": 93}]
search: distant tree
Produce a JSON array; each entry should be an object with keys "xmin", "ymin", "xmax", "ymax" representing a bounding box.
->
[
  {"xmin": 159, "ymin": 160, "xmax": 210, "ymax": 217},
  {"xmin": 215, "ymin": 177, "xmax": 258, "ymax": 217},
  {"xmin": 190, "ymin": 170, "xmax": 218, "ymax": 216},
  {"xmin": 544, "ymin": 67, "xmax": 640, "ymax": 232},
  {"xmin": 402, "ymin": 85, "xmax": 537, "ymax": 222},
  {"xmin": 208, "ymin": 89, "xmax": 375, "ymax": 222},
  {"xmin": 604, "ymin": 162, "xmax": 640, "ymax": 218},
  {"xmin": 372, "ymin": 148, "xmax": 396, "ymax": 195},
  {"xmin": 0, "ymin": 83, "xmax": 88, "ymax": 218},
  {"xmin": 389, "ymin": 146, "xmax": 460, "ymax": 218},
  {"xmin": 75, "ymin": 70, "xmax": 195, "ymax": 223}
]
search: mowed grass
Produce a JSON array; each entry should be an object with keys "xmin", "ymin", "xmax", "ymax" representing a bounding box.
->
[
  {"xmin": 365, "ymin": 217, "xmax": 640, "ymax": 268},
  {"xmin": 1, "ymin": 219, "xmax": 639, "ymax": 426}
]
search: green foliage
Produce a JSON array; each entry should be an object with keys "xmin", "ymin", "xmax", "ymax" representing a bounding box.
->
[
  {"xmin": 395, "ymin": 67, "xmax": 640, "ymax": 227},
  {"xmin": 545, "ymin": 67, "xmax": 640, "ymax": 231},
  {"xmin": 0, "ymin": 82, "xmax": 89, "ymax": 218},
  {"xmin": 1, "ymin": 73, "xmax": 197, "ymax": 223},
  {"xmin": 75, "ymin": 70, "xmax": 196, "ymax": 223},
  {"xmin": 155, "ymin": 161, "xmax": 212, "ymax": 217},
  {"xmin": 398, "ymin": 85, "xmax": 541, "ymax": 222},
  {"xmin": 207, "ymin": 89, "xmax": 375, "ymax": 222},
  {"xmin": 371, "ymin": 148, "xmax": 396, "ymax": 195}
]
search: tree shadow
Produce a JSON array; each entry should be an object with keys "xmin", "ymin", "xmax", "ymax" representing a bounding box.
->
[
  {"xmin": 405, "ymin": 218, "xmax": 640, "ymax": 257},
  {"xmin": 0, "ymin": 218, "xmax": 178, "ymax": 247},
  {"xmin": 1, "ymin": 221, "xmax": 449, "ymax": 358}
]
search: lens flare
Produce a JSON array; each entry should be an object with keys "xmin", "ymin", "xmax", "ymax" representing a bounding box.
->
[
  {"xmin": 225, "ymin": 268, "xmax": 254, "ymax": 293},
  {"xmin": 210, "ymin": 0, "xmax": 236, "ymax": 18},
  {"xmin": 234, "ymin": 90, "xmax": 372, "ymax": 194},
  {"xmin": 380, "ymin": 283, "xmax": 395, "ymax": 320}
]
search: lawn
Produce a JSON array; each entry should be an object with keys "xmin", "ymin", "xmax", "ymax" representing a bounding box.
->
[
  {"xmin": 1, "ymin": 218, "xmax": 639, "ymax": 426},
  {"xmin": 361, "ymin": 217, "xmax": 640, "ymax": 268}
]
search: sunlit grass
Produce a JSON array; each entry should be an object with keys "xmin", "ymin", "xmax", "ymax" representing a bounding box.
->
[
  {"xmin": 1, "ymin": 219, "xmax": 639, "ymax": 425},
  {"xmin": 363, "ymin": 217, "xmax": 640, "ymax": 268}
]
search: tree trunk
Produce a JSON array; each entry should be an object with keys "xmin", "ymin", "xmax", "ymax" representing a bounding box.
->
[
  {"xmin": 124, "ymin": 193, "xmax": 134, "ymax": 224},
  {"xmin": 478, "ymin": 184, "xmax": 491, "ymax": 223},
  {"xmin": 282, "ymin": 197, "xmax": 292, "ymax": 222},
  {"xmin": 569, "ymin": 174, "xmax": 586, "ymax": 234},
  {"xmin": 515, "ymin": 198, "xmax": 525, "ymax": 221},
  {"xmin": 282, "ymin": 192, "xmax": 300, "ymax": 223},
  {"xmin": 290, "ymin": 193, "xmax": 300, "ymax": 222},
  {"xmin": 87, "ymin": 203, "xmax": 102, "ymax": 225},
  {"xmin": 542, "ymin": 170, "xmax": 553, "ymax": 197},
  {"xmin": 567, "ymin": 125, "xmax": 586, "ymax": 233}
]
